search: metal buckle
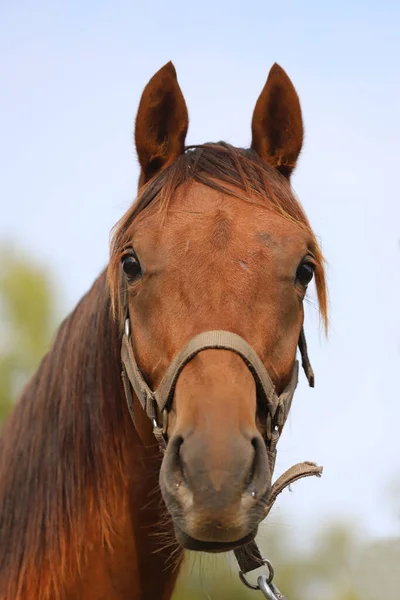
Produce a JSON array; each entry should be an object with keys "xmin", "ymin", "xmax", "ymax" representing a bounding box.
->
[
  {"xmin": 152, "ymin": 408, "xmax": 168, "ymax": 436},
  {"xmin": 124, "ymin": 317, "xmax": 131, "ymax": 338}
]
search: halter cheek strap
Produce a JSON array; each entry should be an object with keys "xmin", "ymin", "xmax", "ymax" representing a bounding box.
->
[{"xmin": 120, "ymin": 320, "xmax": 323, "ymax": 586}]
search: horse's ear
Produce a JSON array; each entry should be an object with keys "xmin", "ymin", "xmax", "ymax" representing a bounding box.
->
[
  {"xmin": 134, "ymin": 61, "xmax": 189, "ymax": 185},
  {"xmin": 251, "ymin": 63, "xmax": 303, "ymax": 178}
]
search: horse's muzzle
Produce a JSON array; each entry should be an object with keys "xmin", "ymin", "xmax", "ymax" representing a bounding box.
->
[{"xmin": 159, "ymin": 426, "xmax": 271, "ymax": 549}]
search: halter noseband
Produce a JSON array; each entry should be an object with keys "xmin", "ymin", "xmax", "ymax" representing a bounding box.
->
[{"xmin": 120, "ymin": 318, "xmax": 322, "ymax": 595}]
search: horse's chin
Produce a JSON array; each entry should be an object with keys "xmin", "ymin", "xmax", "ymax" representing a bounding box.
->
[{"xmin": 173, "ymin": 524, "xmax": 258, "ymax": 553}]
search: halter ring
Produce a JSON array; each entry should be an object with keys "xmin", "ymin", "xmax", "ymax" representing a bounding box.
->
[
  {"xmin": 239, "ymin": 558, "xmax": 274, "ymax": 590},
  {"xmin": 152, "ymin": 408, "xmax": 168, "ymax": 436}
]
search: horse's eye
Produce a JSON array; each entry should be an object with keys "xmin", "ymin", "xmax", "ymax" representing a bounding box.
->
[
  {"xmin": 296, "ymin": 262, "xmax": 315, "ymax": 287},
  {"xmin": 121, "ymin": 253, "xmax": 142, "ymax": 281}
]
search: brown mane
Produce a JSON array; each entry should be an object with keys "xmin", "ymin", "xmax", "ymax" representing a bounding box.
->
[
  {"xmin": 108, "ymin": 142, "xmax": 328, "ymax": 329},
  {"xmin": 0, "ymin": 272, "xmax": 131, "ymax": 599}
]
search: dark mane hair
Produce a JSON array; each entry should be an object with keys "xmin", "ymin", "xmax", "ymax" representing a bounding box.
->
[
  {"xmin": 108, "ymin": 142, "xmax": 328, "ymax": 329},
  {"xmin": 0, "ymin": 272, "xmax": 131, "ymax": 600}
]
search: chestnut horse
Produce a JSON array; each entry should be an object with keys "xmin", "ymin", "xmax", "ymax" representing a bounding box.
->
[{"xmin": 0, "ymin": 63, "xmax": 327, "ymax": 599}]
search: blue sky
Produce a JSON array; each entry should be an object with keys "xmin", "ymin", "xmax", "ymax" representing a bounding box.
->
[{"xmin": 1, "ymin": 1, "xmax": 400, "ymax": 543}]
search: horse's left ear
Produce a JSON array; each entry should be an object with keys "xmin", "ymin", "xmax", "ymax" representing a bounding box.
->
[
  {"xmin": 135, "ymin": 61, "xmax": 189, "ymax": 186},
  {"xmin": 251, "ymin": 63, "xmax": 303, "ymax": 178}
]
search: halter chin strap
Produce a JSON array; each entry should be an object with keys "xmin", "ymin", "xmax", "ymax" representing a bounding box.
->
[{"xmin": 120, "ymin": 318, "xmax": 322, "ymax": 579}]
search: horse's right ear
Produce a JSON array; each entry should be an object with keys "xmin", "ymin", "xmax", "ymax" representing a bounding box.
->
[{"xmin": 134, "ymin": 62, "xmax": 189, "ymax": 186}]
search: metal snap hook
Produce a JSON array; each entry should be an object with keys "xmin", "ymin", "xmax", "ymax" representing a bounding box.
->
[{"xmin": 257, "ymin": 576, "xmax": 285, "ymax": 599}]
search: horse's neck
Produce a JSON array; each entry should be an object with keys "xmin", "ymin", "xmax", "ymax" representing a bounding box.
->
[{"xmin": 0, "ymin": 271, "xmax": 182, "ymax": 600}]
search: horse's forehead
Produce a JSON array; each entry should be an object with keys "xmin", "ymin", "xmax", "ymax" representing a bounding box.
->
[
  {"xmin": 132, "ymin": 184, "xmax": 311, "ymax": 271},
  {"xmin": 138, "ymin": 183, "xmax": 305, "ymax": 243}
]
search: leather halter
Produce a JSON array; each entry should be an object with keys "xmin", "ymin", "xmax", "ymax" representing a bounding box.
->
[{"xmin": 120, "ymin": 318, "xmax": 322, "ymax": 578}]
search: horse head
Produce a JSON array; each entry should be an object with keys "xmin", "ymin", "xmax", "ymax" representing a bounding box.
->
[{"xmin": 108, "ymin": 62, "xmax": 327, "ymax": 553}]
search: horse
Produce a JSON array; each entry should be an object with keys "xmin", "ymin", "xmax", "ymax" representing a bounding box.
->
[{"xmin": 0, "ymin": 62, "xmax": 327, "ymax": 600}]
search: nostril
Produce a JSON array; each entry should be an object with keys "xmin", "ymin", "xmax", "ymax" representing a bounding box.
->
[
  {"xmin": 162, "ymin": 435, "xmax": 186, "ymax": 488},
  {"xmin": 173, "ymin": 435, "xmax": 184, "ymax": 455},
  {"xmin": 245, "ymin": 439, "xmax": 257, "ymax": 488},
  {"xmin": 174, "ymin": 436, "xmax": 192, "ymax": 487},
  {"xmin": 247, "ymin": 436, "xmax": 270, "ymax": 498},
  {"xmin": 251, "ymin": 437, "xmax": 259, "ymax": 454},
  {"xmin": 173, "ymin": 435, "xmax": 184, "ymax": 464}
]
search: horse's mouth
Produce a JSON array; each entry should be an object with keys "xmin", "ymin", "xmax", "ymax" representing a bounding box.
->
[{"xmin": 174, "ymin": 525, "xmax": 257, "ymax": 553}]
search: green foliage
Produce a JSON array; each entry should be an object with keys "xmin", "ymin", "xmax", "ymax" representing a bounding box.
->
[{"xmin": 0, "ymin": 247, "xmax": 57, "ymax": 422}]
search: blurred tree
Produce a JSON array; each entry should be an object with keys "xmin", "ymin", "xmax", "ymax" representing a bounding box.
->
[
  {"xmin": 0, "ymin": 247, "xmax": 58, "ymax": 422},
  {"xmin": 173, "ymin": 518, "xmax": 364, "ymax": 600}
]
